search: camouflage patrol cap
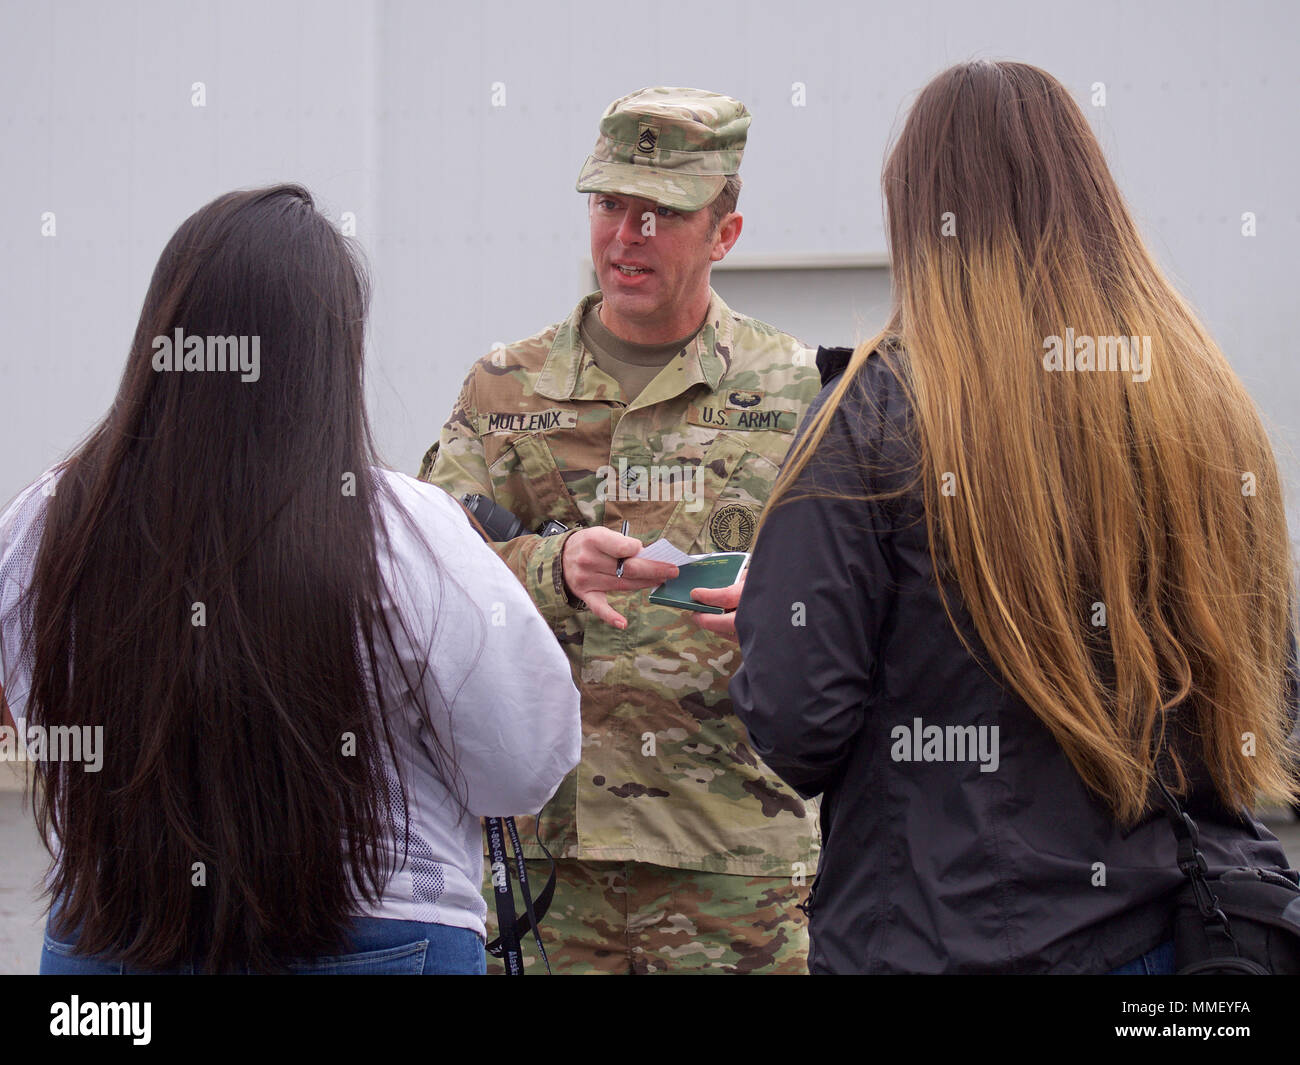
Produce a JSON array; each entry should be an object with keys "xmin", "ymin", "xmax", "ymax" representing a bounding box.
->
[{"xmin": 576, "ymin": 87, "xmax": 749, "ymax": 212}]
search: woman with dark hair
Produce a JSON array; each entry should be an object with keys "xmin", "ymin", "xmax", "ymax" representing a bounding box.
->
[
  {"xmin": 730, "ymin": 61, "xmax": 1299, "ymax": 974},
  {"xmin": 0, "ymin": 184, "xmax": 580, "ymax": 974}
]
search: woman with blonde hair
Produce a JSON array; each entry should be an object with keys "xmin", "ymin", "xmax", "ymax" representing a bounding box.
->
[{"xmin": 730, "ymin": 60, "xmax": 1298, "ymax": 974}]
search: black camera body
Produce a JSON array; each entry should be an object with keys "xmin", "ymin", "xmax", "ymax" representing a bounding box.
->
[{"xmin": 461, "ymin": 493, "xmax": 568, "ymax": 541}]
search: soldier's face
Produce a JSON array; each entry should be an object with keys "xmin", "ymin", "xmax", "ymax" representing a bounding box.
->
[{"xmin": 589, "ymin": 193, "xmax": 740, "ymax": 341}]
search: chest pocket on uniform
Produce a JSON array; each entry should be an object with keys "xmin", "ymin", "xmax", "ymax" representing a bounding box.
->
[
  {"xmin": 660, "ymin": 432, "xmax": 778, "ymax": 555},
  {"xmin": 488, "ymin": 432, "xmax": 586, "ymax": 530}
]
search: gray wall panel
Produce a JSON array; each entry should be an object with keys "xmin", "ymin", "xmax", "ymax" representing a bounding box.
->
[{"xmin": 2, "ymin": 0, "xmax": 1297, "ymax": 535}]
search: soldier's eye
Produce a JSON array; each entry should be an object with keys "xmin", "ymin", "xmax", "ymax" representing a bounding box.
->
[{"xmin": 655, "ymin": 206, "xmax": 677, "ymax": 218}]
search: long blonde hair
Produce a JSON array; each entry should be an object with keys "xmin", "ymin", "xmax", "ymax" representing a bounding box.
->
[{"xmin": 770, "ymin": 61, "xmax": 1298, "ymax": 824}]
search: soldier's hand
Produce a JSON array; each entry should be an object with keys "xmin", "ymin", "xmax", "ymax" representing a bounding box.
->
[
  {"xmin": 689, "ymin": 578, "xmax": 745, "ymax": 639},
  {"xmin": 561, "ymin": 527, "xmax": 679, "ymax": 629}
]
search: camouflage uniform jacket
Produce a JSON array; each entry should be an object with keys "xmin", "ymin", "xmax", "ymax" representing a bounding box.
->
[{"xmin": 419, "ymin": 288, "xmax": 822, "ymax": 875}]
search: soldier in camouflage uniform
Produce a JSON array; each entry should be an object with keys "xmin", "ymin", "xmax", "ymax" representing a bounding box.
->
[{"xmin": 419, "ymin": 88, "xmax": 822, "ymax": 974}]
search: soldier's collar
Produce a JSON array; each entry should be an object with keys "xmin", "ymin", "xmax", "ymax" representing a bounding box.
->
[{"xmin": 535, "ymin": 288, "xmax": 735, "ymax": 401}]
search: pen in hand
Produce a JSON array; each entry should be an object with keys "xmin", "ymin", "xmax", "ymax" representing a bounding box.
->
[{"xmin": 615, "ymin": 519, "xmax": 630, "ymax": 578}]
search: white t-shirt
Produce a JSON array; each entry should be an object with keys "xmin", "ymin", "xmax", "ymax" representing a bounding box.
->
[{"xmin": 0, "ymin": 466, "xmax": 581, "ymax": 942}]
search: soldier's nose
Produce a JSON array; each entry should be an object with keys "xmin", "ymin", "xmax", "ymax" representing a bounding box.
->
[{"xmin": 617, "ymin": 210, "xmax": 645, "ymax": 244}]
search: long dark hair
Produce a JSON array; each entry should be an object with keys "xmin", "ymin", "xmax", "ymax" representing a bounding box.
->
[{"xmin": 23, "ymin": 184, "xmax": 461, "ymax": 972}]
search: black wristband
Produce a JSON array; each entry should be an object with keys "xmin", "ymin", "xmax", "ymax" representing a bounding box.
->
[{"xmin": 556, "ymin": 531, "xmax": 586, "ymax": 610}]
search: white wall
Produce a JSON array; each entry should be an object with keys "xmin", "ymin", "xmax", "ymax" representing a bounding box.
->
[{"xmin": 3, "ymin": 0, "xmax": 1298, "ymax": 532}]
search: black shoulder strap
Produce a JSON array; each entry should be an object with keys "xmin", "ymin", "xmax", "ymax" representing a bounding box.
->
[{"xmin": 1153, "ymin": 751, "xmax": 1237, "ymax": 951}]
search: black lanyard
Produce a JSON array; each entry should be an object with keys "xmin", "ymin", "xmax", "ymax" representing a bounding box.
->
[{"xmin": 484, "ymin": 815, "xmax": 554, "ymax": 974}]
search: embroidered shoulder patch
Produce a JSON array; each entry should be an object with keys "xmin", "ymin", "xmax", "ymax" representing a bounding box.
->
[{"xmin": 710, "ymin": 503, "xmax": 757, "ymax": 551}]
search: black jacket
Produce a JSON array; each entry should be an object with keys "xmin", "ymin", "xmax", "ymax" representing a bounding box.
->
[{"xmin": 730, "ymin": 345, "xmax": 1296, "ymax": 974}]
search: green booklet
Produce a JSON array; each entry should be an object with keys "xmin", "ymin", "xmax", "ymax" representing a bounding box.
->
[{"xmin": 648, "ymin": 552, "xmax": 750, "ymax": 614}]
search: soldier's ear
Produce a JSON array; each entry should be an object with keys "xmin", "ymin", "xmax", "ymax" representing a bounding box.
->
[{"xmin": 710, "ymin": 212, "xmax": 743, "ymax": 262}]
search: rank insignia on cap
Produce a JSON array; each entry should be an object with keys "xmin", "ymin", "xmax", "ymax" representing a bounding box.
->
[{"xmin": 576, "ymin": 88, "xmax": 750, "ymax": 212}]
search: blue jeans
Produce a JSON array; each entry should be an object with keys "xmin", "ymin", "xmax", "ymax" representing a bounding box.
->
[
  {"xmin": 1107, "ymin": 939, "xmax": 1175, "ymax": 974},
  {"xmin": 40, "ymin": 915, "xmax": 486, "ymax": 975}
]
